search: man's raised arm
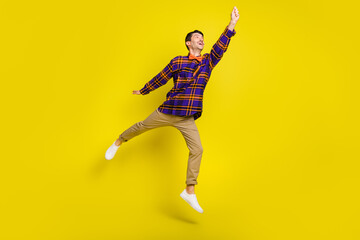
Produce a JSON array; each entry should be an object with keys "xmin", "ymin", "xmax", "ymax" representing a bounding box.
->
[
  {"xmin": 227, "ymin": 6, "xmax": 240, "ymax": 31},
  {"xmin": 208, "ymin": 6, "xmax": 240, "ymax": 70}
]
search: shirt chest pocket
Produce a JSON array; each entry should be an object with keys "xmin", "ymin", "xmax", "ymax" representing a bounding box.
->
[
  {"xmin": 178, "ymin": 69, "xmax": 194, "ymax": 79},
  {"xmin": 175, "ymin": 78, "xmax": 193, "ymax": 89}
]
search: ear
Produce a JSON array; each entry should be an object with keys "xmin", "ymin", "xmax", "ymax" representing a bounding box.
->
[{"xmin": 186, "ymin": 41, "xmax": 191, "ymax": 47}]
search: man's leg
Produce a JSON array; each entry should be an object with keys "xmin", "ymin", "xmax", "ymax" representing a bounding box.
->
[
  {"xmin": 173, "ymin": 116, "xmax": 203, "ymax": 191},
  {"xmin": 175, "ymin": 116, "xmax": 204, "ymax": 213},
  {"xmin": 105, "ymin": 109, "xmax": 171, "ymax": 160},
  {"xmin": 118, "ymin": 108, "xmax": 172, "ymax": 143}
]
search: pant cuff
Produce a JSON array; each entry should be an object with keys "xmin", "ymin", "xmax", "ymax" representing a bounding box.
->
[
  {"xmin": 119, "ymin": 136, "xmax": 128, "ymax": 142},
  {"xmin": 186, "ymin": 180, "xmax": 198, "ymax": 185}
]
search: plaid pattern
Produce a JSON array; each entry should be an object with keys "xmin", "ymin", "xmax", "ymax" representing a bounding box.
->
[{"xmin": 140, "ymin": 26, "xmax": 236, "ymax": 120}]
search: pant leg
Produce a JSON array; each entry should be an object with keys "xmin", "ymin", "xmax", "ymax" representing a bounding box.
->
[
  {"xmin": 173, "ymin": 115, "xmax": 203, "ymax": 185},
  {"xmin": 119, "ymin": 109, "xmax": 172, "ymax": 142}
]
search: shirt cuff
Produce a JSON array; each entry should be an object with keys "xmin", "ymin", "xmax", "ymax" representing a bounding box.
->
[
  {"xmin": 225, "ymin": 26, "xmax": 236, "ymax": 38},
  {"xmin": 140, "ymin": 87, "xmax": 149, "ymax": 95}
]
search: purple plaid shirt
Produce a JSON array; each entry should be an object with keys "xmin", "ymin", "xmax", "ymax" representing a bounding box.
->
[{"xmin": 140, "ymin": 25, "xmax": 236, "ymax": 120}]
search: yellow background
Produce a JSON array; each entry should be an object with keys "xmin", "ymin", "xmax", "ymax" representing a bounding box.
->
[{"xmin": 1, "ymin": 0, "xmax": 359, "ymax": 239}]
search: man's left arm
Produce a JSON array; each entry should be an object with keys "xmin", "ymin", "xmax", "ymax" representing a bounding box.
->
[
  {"xmin": 208, "ymin": 6, "xmax": 240, "ymax": 70},
  {"xmin": 227, "ymin": 6, "xmax": 240, "ymax": 32}
]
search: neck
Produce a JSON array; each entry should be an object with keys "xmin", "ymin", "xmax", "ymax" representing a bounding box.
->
[{"xmin": 189, "ymin": 49, "xmax": 202, "ymax": 57}]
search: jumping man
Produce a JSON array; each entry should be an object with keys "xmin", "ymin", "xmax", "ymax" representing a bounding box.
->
[{"xmin": 105, "ymin": 6, "xmax": 240, "ymax": 213}]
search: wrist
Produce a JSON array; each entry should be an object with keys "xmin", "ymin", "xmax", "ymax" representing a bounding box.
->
[
  {"xmin": 227, "ymin": 22, "xmax": 236, "ymax": 31},
  {"xmin": 229, "ymin": 20, "xmax": 237, "ymax": 25}
]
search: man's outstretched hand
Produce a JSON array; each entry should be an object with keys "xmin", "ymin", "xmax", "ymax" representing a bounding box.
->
[
  {"xmin": 231, "ymin": 6, "xmax": 240, "ymax": 23},
  {"xmin": 133, "ymin": 90, "xmax": 141, "ymax": 95},
  {"xmin": 228, "ymin": 6, "xmax": 240, "ymax": 31}
]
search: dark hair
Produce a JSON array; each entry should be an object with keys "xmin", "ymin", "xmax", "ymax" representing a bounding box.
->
[{"xmin": 185, "ymin": 30, "xmax": 204, "ymax": 50}]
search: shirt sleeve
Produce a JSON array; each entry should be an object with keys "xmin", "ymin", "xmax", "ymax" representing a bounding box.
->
[
  {"xmin": 208, "ymin": 26, "xmax": 236, "ymax": 71},
  {"xmin": 140, "ymin": 58, "xmax": 174, "ymax": 95}
]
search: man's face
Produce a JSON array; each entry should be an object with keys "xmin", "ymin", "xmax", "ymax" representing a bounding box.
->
[{"xmin": 187, "ymin": 33, "xmax": 204, "ymax": 51}]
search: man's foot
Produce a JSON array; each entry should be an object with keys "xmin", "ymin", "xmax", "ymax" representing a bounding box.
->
[
  {"xmin": 105, "ymin": 140, "xmax": 120, "ymax": 160},
  {"xmin": 180, "ymin": 189, "xmax": 204, "ymax": 213}
]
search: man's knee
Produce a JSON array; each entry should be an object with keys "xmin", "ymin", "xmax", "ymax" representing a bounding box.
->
[
  {"xmin": 191, "ymin": 145, "xmax": 203, "ymax": 155},
  {"xmin": 135, "ymin": 121, "xmax": 144, "ymax": 128}
]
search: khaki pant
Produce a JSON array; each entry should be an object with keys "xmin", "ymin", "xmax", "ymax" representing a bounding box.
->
[{"xmin": 119, "ymin": 108, "xmax": 203, "ymax": 185}]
